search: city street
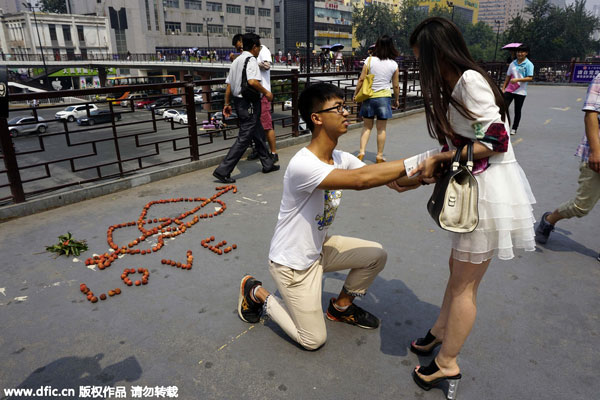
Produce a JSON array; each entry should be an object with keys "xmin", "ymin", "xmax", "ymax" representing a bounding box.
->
[{"xmin": 0, "ymin": 84, "xmax": 598, "ymax": 400}]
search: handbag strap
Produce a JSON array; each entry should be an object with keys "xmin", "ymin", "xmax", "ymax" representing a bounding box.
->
[
  {"xmin": 451, "ymin": 142, "xmax": 474, "ymax": 171},
  {"xmin": 366, "ymin": 56, "xmax": 372, "ymax": 74}
]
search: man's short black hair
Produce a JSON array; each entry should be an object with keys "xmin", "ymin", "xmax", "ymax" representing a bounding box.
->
[
  {"xmin": 242, "ymin": 33, "xmax": 261, "ymax": 51},
  {"xmin": 232, "ymin": 34, "xmax": 243, "ymax": 47},
  {"xmin": 299, "ymin": 83, "xmax": 345, "ymax": 132}
]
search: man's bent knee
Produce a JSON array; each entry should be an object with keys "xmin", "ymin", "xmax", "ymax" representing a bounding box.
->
[{"xmin": 298, "ymin": 330, "xmax": 327, "ymax": 351}]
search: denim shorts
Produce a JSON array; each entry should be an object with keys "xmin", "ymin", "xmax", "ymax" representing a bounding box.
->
[{"xmin": 359, "ymin": 97, "xmax": 392, "ymax": 120}]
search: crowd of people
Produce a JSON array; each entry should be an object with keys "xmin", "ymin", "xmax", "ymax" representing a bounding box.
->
[{"xmin": 210, "ymin": 20, "xmax": 598, "ymax": 398}]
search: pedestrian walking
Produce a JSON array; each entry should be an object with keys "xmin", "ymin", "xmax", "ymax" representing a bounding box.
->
[
  {"xmin": 501, "ymin": 44, "xmax": 534, "ymax": 135},
  {"xmin": 534, "ymin": 72, "xmax": 600, "ymax": 262},
  {"xmin": 354, "ymin": 35, "xmax": 400, "ymax": 163},
  {"xmin": 407, "ymin": 17, "xmax": 536, "ymax": 397},
  {"xmin": 212, "ymin": 33, "xmax": 279, "ymax": 184},
  {"xmin": 257, "ymin": 44, "xmax": 278, "ymax": 161},
  {"xmin": 236, "ymin": 83, "xmax": 421, "ymax": 350}
]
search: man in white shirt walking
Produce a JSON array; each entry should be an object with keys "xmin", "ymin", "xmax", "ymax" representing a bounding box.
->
[
  {"xmin": 213, "ymin": 33, "xmax": 280, "ymax": 183},
  {"xmin": 237, "ymin": 83, "xmax": 420, "ymax": 350}
]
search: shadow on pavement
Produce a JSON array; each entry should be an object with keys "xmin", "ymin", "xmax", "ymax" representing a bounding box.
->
[{"xmin": 2, "ymin": 354, "xmax": 142, "ymax": 400}]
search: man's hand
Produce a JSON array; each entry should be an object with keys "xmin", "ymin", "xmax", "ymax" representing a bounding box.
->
[
  {"xmin": 223, "ymin": 105, "xmax": 232, "ymax": 118},
  {"xmin": 510, "ymin": 78, "xmax": 519, "ymax": 84},
  {"xmin": 589, "ymin": 149, "xmax": 600, "ymax": 173},
  {"xmin": 265, "ymin": 91, "xmax": 274, "ymax": 102}
]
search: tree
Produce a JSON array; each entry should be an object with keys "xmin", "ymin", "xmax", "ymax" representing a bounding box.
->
[
  {"xmin": 353, "ymin": 3, "xmax": 399, "ymax": 56},
  {"xmin": 39, "ymin": 0, "xmax": 67, "ymax": 13},
  {"xmin": 503, "ymin": 0, "xmax": 600, "ymax": 60}
]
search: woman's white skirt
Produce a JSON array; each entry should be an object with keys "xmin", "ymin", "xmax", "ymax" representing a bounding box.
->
[{"xmin": 450, "ymin": 161, "xmax": 536, "ymax": 264}]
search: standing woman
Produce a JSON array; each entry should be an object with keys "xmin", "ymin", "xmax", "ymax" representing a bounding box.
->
[
  {"xmin": 354, "ymin": 35, "xmax": 400, "ymax": 163},
  {"xmin": 407, "ymin": 18, "xmax": 536, "ymax": 396},
  {"xmin": 501, "ymin": 45, "xmax": 534, "ymax": 135}
]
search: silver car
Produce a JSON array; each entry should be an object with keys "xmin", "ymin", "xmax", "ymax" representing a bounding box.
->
[{"xmin": 8, "ymin": 115, "xmax": 48, "ymax": 137}]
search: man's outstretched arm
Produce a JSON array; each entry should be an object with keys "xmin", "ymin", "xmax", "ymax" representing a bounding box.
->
[{"xmin": 317, "ymin": 160, "xmax": 419, "ymax": 191}]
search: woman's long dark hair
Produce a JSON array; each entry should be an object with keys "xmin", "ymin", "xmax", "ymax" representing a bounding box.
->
[
  {"xmin": 409, "ymin": 17, "xmax": 508, "ymax": 144},
  {"xmin": 374, "ymin": 35, "xmax": 399, "ymax": 61}
]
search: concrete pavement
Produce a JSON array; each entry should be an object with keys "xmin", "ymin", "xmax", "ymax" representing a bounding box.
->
[{"xmin": 0, "ymin": 84, "xmax": 598, "ymax": 400}]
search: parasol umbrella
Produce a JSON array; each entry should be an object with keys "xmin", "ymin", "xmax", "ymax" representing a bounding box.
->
[
  {"xmin": 331, "ymin": 43, "xmax": 344, "ymax": 50},
  {"xmin": 368, "ymin": 44, "xmax": 376, "ymax": 49},
  {"xmin": 320, "ymin": 45, "xmax": 331, "ymax": 50},
  {"xmin": 502, "ymin": 43, "xmax": 522, "ymax": 49}
]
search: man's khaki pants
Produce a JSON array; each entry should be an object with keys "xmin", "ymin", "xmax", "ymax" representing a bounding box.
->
[
  {"xmin": 266, "ymin": 235, "xmax": 387, "ymax": 350},
  {"xmin": 557, "ymin": 162, "xmax": 600, "ymax": 219}
]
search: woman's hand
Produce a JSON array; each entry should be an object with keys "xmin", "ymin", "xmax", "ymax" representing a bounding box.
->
[
  {"xmin": 386, "ymin": 180, "xmax": 421, "ymax": 193},
  {"xmin": 392, "ymin": 99, "xmax": 400, "ymax": 110}
]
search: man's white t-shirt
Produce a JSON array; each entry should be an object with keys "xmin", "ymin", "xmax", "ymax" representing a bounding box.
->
[
  {"xmin": 269, "ymin": 148, "xmax": 365, "ymax": 270},
  {"xmin": 257, "ymin": 45, "xmax": 272, "ymax": 92},
  {"xmin": 225, "ymin": 51, "xmax": 261, "ymax": 98}
]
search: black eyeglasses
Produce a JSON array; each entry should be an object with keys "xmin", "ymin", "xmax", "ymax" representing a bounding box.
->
[{"xmin": 313, "ymin": 104, "xmax": 350, "ymax": 115}]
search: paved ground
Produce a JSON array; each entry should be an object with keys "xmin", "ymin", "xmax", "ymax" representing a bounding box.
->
[{"xmin": 0, "ymin": 85, "xmax": 598, "ymax": 400}]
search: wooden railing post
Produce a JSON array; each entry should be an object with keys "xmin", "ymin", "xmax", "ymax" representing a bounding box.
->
[
  {"xmin": 184, "ymin": 74, "xmax": 199, "ymax": 161},
  {"xmin": 291, "ymin": 68, "xmax": 300, "ymax": 137},
  {"xmin": 0, "ymin": 118, "xmax": 26, "ymax": 203}
]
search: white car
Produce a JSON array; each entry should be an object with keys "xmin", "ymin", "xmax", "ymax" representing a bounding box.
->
[
  {"xmin": 194, "ymin": 94, "xmax": 203, "ymax": 104},
  {"xmin": 55, "ymin": 104, "xmax": 99, "ymax": 122},
  {"xmin": 284, "ymin": 99, "xmax": 293, "ymax": 110},
  {"xmin": 163, "ymin": 109, "xmax": 187, "ymax": 124}
]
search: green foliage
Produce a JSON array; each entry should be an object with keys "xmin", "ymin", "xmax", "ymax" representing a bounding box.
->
[
  {"xmin": 353, "ymin": 0, "xmax": 600, "ymax": 61},
  {"xmin": 46, "ymin": 232, "xmax": 88, "ymax": 256},
  {"xmin": 353, "ymin": 1, "xmax": 500, "ymax": 61},
  {"xmin": 353, "ymin": 3, "xmax": 401, "ymax": 56},
  {"xmin": 39, "ymin": 0, "xmax": 67, "ymax": 13},
  {"xmin": 504, "ymin": 0, "xmax": 600, "ymax": 60}
]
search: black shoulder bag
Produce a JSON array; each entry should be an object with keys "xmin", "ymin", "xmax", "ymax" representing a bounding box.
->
[{"xmin": 241, "ymin": 56, "xmax": 261, "ymax": 103}]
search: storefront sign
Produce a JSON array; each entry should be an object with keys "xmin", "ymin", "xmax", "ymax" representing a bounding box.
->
[{"xmin": 572, "ymin": 64, "xmax": 600, "ymax": 83}]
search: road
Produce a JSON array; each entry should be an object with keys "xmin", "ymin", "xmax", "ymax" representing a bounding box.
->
[{"xmin": 0, "ymin": 84, "xmax": 598, "ymax": 400}]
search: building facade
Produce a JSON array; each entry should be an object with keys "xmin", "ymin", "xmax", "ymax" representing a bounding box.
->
[
  {"xmin": 70, "ymin": 0, "xmax": 275, "ymax": 58},
  {"xmin": 0, "ymin": 10, "xmax": 112, "ymax": 60},
  {"xmin": 314, "ymin": 0, "xmax": 353, "ymax": 51},
  {"xmin": 417, "ymin": 0, "xmax": 479, "ymax": 24},
  {"xmin": 478, "ymin": 0, "xmax": 506, "ymax": 32}
]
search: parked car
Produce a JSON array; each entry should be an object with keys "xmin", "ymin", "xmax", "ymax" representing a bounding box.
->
[
  {"xmin": 162, "ymin": 109, "xmax": 187, "ymax": 124},
  {"xmin": 76, "ymin": 109, "xmax": 122, "ymax": 126},
  {"xmin": 194, "ymin": 94, "xmax": 203, "ymax": 104},
  {"xmin": 54, "ymin": 104, "xmax": 99, "ymax": 122},
  {"xmin": 146, "ymin": 97, "xmax": 171, "ymax": 114},
  {"xmin": 135, "ymin": 99, "xmax": 154, "ymax": 109},
  {"xmin": 8, "ymin": 116, "xmax": 47, "ymax": 136},
  {"xmin": 284, "ymin": 98, "xmax": 293, "ymax": 110}
]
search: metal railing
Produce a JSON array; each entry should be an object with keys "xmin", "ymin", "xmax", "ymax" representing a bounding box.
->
[{"xmin": 1, "ymin": 69, "xmax": 424, "ymax": 205}]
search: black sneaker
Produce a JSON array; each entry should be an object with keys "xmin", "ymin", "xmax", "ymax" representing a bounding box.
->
[
  {"xmin": 271, "ymin": 153, "xmax": 279, "ymax": 163},
  {"xmin": 326, "ymin": 298, "xmax": 379, "ymax": 329},
  {"xmin": 247, "ymin": 148, "xmax": 259, "ymax": 160},
  {"xmin": 238, "ymin": 275, "xmax": 263, "ymax": 323},
  {"xmin": 535, "ymin": 211, "xmax": 554, "ymax": 244},
  {"xmin": 597, "ymin": 253, "xmax": 600, "ymax": 262}
]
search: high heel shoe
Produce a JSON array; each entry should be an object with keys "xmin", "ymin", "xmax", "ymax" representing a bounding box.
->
[
  {"xmin": 412, "ymin": 358, "xmax": 462, "ymax": 399},
  {"xmin": 410, "ymin": 329, "xmax": 442, "ymax": 356},
  {"xmin": 357, "ymin": 152, "xmax": 365, "ymax": 161},
  {"xmin": 375, "ymin": 155, "xmax": 386, "ymax": 163}
]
